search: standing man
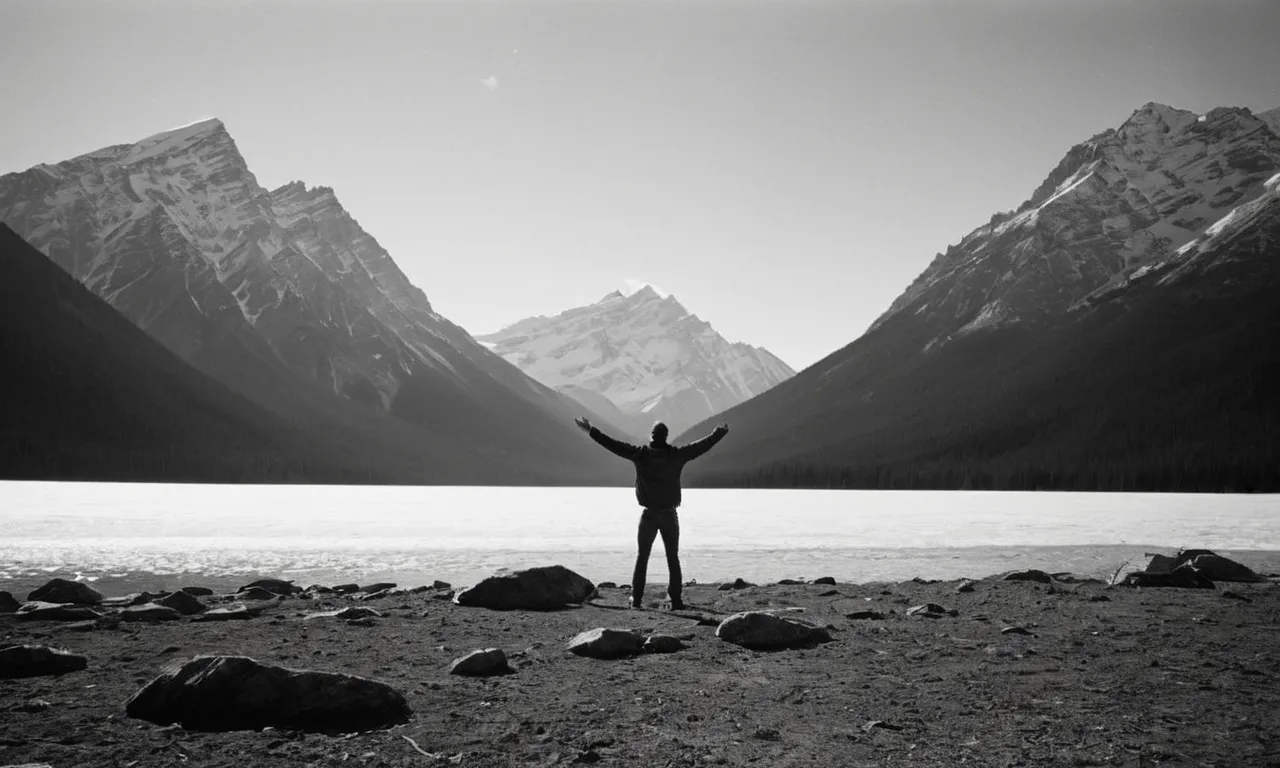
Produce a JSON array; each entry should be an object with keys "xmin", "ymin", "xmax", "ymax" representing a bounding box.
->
[{"xmin": 575, "ymin": 416, "xmax": 729, "ymax": 610}]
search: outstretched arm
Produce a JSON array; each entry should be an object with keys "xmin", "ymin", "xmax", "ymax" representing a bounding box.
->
[
  {"xmin": 575, "ymin": 417, "xmax": 640, "ymax": 460},
  {"xmin": 679, "ymin": 423, "xmax": 730, "ymax": 462}
]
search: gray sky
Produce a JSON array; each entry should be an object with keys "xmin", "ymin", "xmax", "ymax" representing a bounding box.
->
[{"xmin": 2, "ymin": 0, "xmax": 1277, "ymax": 370}]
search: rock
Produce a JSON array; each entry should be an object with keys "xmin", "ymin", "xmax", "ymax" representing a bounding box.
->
[
  {"xmin": 121, "ymin": 603, "xmax": 183, "ymax": 622},
  {"xmin": 1122, "ymin": 563, "xmax": 1215, "ymax": 589},
  {"xmin": 449, "ymin": 648, "xmax": 513, "ymax": 677},
  {"xmin": 62, "ymin": 619, "xmax": 102, "ymax": 631},
  {"xmin": 775, "ymin": 579, "xmax": 804, "ymax": 586},
  {"xmin": 16, "ymin": 602, "xmax": 102, "ymax": 621},
  {"xmin": 0, "ymin": 591, "xmax": 21, "ymax": 613},
  {"xmin": 863, "ymin": 720, "xmax": 903, "ymax": 732},
  {"xmin": 0, "ymin": 645, "xmax": 89, "ymax": 678},
  {"xmin": 567, "ymin": 628, "xmax": 644, "ymax": 659},
  {"xmin": 905, "ymin": 603, "xmax": 956, "ymax": 618},
  {"xmin": 305, "ymin": 584, "xmax": 334, "ymax": 594},
  {"xmin": 237, "ymin": 586, "xmax": 280, "ymax": 601},
  {"xmin": 13, "ymin": 697, "xmax": 54, "ymax": 712},
  {"xmin": 179, "ymin": 586, "xmax": 214, "ymax": 597},
  {"xmin": 26, "ymin": 578, "xmax": 102, "ymax": 605},
  {"xmin": 715, "ymin": 612, "xmax": 832, "ymax": 650},
  {"xmin": 642, "ymin": 635, "xmax": 685, "ymax": 654},
  {"xmin": 1003, "ymin": 570, "xmax": 1053, "ymax": 584},
  {"xmin": 306, "ymin": 607, "xmax": 383, "ymax": 621},
  {"xmin": 753, "ymin": 727, "xmax": 781, "ymax": 741},
  {"xmin": 127, "ymin": 591, "xmax": 166, "ymax": 606},
  {"xmin": 1221, "ymin": 590, "xmax": 1252, "ymax": 602},
  {"xmin": 332, "ymin": 583, "xmax": 360, "ymax": 594},
  {"xmin": 811, "ymin": 576, "xmax": 837, "ymax": 586},
  {"xmin": 1184, "ymin": 553, "xmax": 1264, "ymax": 583},
  {"xmin": 717, "ymin": 578, "xmax": 755, "ymax": 591},
  {"xmin": 454, "ymin": 565, "xmax": 596, "ymax": 611},
  {"xmin": 125, "ymin": 655, "xmax": 412, "ymax": 732},
  {"xmin": 192, "ymin": 605, "xmax": 259, "ymax": 622},
  {"xmin": 362, "ymin": 582, "xmax": 397, "ymax": 593},
  {"xmin": 1089, "ymin": 594, "xmax": 1112, "ymax": 602},
  {"xmin": 158, "ymin": 591, "xmax": 207, "ymax": 616},
  {"xmin": 597, "ymin": 581, "xmax": 618, "ymax": 589},
  {"xmin": 358, "ymin": 589, "xmax": 394, "ymax": 601},
  {"xmin": 432, "ymin": 580, "xmax": 453, "ymax": 590},
  {"xmin": 239, "ymin": 579, "xmax": 299, "ymax": 596},
  {"xmin": 1001, "ymin": 626, "xmax": 1035, "ymax": 636},
  {"xmin": 1144, "ymin": 553, "xmax": 1180, "ymax": 573},
  {"xmin": 346, "ymin": 617, "xmax": 378, "ymax": 627},
  {"xmin": 817, "ymin": 589, "xmax": 840, "ymax": 597},
  {"xmin": 846, "ymin": 610, "xmax": 886, "ymax": 620},
  {"xmin": 432, "ymin": 589, "xmax": 456, "ymax": 601},
  {"xmin": 955, "ymin": 580, "xmax": 976, "ymax": 593}
]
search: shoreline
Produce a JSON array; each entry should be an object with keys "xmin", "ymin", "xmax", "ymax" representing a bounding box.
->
[{"xmin": 3, "ymin": 561, "xmax": 1279, "ymax": 766}]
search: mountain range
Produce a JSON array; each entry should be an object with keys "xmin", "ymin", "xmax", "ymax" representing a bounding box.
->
[
  {"xmin": 477, "ymin": 286, "xmax": 794, "ymax": 438},
  {"xmin": 3, "ymin": 102, "xmax": 1277, "ymax": 490},
  {"xmin": 680, "ymin": 102, "xmax": 1280, "ymax": 491}
]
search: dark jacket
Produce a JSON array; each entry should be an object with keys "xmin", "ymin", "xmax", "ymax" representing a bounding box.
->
[{"xmin": 589, "ymin": 426, "xmax": 728, "ymax": 510}]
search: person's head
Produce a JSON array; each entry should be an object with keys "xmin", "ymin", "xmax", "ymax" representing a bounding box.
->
[{"xmin": 651, "ymin": 422, "xmax": 669, "ymax": 445}]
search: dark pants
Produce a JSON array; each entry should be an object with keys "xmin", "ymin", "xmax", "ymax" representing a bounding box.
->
[{"xmin": 633, "ymin": 507, "xmax": 681, "ymax": 605}]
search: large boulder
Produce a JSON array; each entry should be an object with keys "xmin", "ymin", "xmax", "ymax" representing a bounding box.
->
[
  {"xmin": 26, "ymin": 578, "xmax": 102, "ymax": 605},
  {"xmin": 238, "ymin": 579, "xmax": 300, "ymax": 596},
  {"xmin": 16, "ymin": 602, "xmax": 102, "ymax": 621},
  {"xmin": 179, "ymin": 586, "xmax": 215, "ymax": 597},
  {"xmin": 566, "ymin": 628, "xmax": 644, "ymax": 659},
  {"xmin": 449, "ymin": 648, "xmax": 513, "ymax": 677},
  {"xmin": 159, "ymin": 591, "xmax": 207, "ymax": 616},
  {"xmin": 454, "ymin": 566, "xmax": 596, "ymax": 611},
  {"xmin": 1003, "ymin": 569, "xmax": 1053, "ymax": 584},
  {"xmin": 125, "ymin": 655, "xmax": 412, "ymax": 733},
  {"xmin": 1122, "ymin": 562, "xmax": 1215, "ymax": 589},
  {"xmin": 715, "ymin": 612, "xmax": 832, "ymax": 650},
  {"xmin": 1181, "ymin": 552, "xmax": 1264, "ymax": 583},
  {"xmin": 0, "ymin": 645, "xmax": 89, "ymax": 679},
  {"xmin": 0, "ymin": 590, "xmax": 20, "ymax": 613}
]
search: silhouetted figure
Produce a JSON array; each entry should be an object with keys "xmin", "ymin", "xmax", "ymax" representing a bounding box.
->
[{"xmin": 575, "ymin": 417, "xmax": 729, "ymax": 610}]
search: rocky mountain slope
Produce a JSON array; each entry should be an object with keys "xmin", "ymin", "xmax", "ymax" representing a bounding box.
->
[
  {"xmin": 681, "ymin": 102, "xmax": 1280, "ymax": 491},
  {"xmin": 477, "ymin": 286, "xmax": 794, "ymax": 437},
  {"xmin": 0, "ymin": 119, "xmax": 624, "ymax": 484}
]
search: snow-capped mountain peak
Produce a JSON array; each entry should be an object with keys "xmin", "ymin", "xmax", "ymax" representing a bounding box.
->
[{"xmin": 477, "ymin": 289, "xmax": 794, "ymax": 436}]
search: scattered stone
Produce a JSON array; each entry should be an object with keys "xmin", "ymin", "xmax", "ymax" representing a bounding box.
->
[
  {"xmin": 237, "ymin": 586, "xmax": 280, "ymax": 601},
  {"xmin": 13, "ymin": 698, "xmax": 54, "ymax": 712},
  {"xmin": 239, "ymin": 579, "xmax": 301, "ymax": 596},
  {"xmin": 911, "ymin": 577, "xmax": 940, "ymax": 584},
  {"xmin": 121, "ymin": 603, "xmax": 183, "ymax": 622},
  {"xmin": 332, "ymin": 583, "xmax": 360, "ymax": 594},
  {"xmin": 362, "ymin": 582, "xmax": 397, "ymax": 593},
  {"xmin": 715, "ymin": 611, "xmax": 832, "ymax": 650},
  {"xmin": 179, "ymin": 586, "xmax": 214, "ymax": 597},
  {"xmin": 158, "ymin": 591, "xmax": 207, "ymax": 616},
  {"xmin": 597, "ymin": 581, "xmax": 618, "ymax": 589},
  {"xmin": 1221, "ymin": 590, "xmax": 1252, "ymax": 602},
  {"xmin": 26, "ymin": 578, "xmax": 102, "ymax": 605},
  {"xmin": 432, "ymin": 580, "xmax": 452, "ymax": 590},
  {"xmin": 449, "ymin": 648, "xmax": 513, "ymax": 677},
  {"xmin": 338, "ymin": 606, "xmax": 383, "ymax": 620},
  {"xmin": 192, "ymin": 606, "xmax": 259, "ymax": 622},
  {"xmin": 0, "ymin": 645, "xmax": 89, "ymax": 678},
  {"xmin": 817, "ymin": 589, "xmax": 840, "ymax": 597},
  {"xmin": 1002, "ymin": 570, "xmax": 1053, "ymax": 584},
  {"xmin": 1089, "ymin": 595, "xmax": 1112, "ymax": 602},
  {"xmin": 125, "ymin": 655, "xmax": 412, "ymax": 732},
  {"xmin": 566, "ymin": 628, "xmax": 644, "ymax": 659},
  {"xmin": 862, "ymin": 720, "xmax": 903, "ymax": 732},
  {"xmin": 124, "ymin": 591, "xmax": 165, "ymax": 606},
  {"xmin": 753, "ymin": 727, "xmax": 781, "ymax": 741},
  {"xmin": 1001, "ymin": 626, "xmax": 1035, "ymax": 636},
  {"xmin": 433, "ymin": 590, "xmax": 456, "ymax": 601},
  {"xmin": 305, "ymin": 585, "xmax": 334, "ymax": 594},
  {"xmin": 0, "ymin": 591, "xmax": 21, "ymax": 613},
  {"xmin": 811, "ymin": 577, "xmax": 837, "ymax": 586},
  {"xmin": 642, "ymin": 635, "xmax": 685, "ymax": 654},
  {"xmin": 846, "ymin": 610, "xmax": 886, "ymax": 620},
  {"xmin": 16, "ymin": 602, "xmax": 102, "ymax": 622},
  {"xmin": 906, "ymin": 603, "xmax": 956, "ymax": 618},
  {"xmin": 1182, "ymin": 552, "xmax": 1264, "ymax": 583},
  {"xmin": 454, "ymin": 565, "xmax": 596, "ymax": 611},
  {"xmin": 775, "ymin": 579, "xmax": 804, "ymax": 586},
  {"xmin": 955, "ymin": 580, "xmax": 977, "ymax": 594},
  {"xmin": 62, "ymin": 620, "xmax": 101, "ymax": 631},
  {"xmin": 358, "ymin": 590, "xmax": 393, "ymax": 601},
  {"xmin": 717, "ymin": 578, "xmax": 755, "ymax": 591}
]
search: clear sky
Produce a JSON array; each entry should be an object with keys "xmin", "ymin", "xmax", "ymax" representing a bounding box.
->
[{"xmin": 2, "ymin": 0, "xmax": 1278, "ymax": 370}]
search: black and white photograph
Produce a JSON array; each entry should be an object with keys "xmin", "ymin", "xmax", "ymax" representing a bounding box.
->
[{"xmin": 1, "ymin": 0, "xmax": 1278, "ymax": 765}]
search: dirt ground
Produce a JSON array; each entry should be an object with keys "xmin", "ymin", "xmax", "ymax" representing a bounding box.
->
[{"xmin": 2, "ymin": 569, "xmax": 1279, "ymax": 768}]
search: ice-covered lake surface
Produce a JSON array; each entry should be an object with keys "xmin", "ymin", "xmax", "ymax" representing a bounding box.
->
[{"xmin": 2, "ymin": 482, "xmax": 1277, "ymax": 593}]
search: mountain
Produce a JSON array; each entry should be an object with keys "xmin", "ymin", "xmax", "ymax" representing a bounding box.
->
[
  {"xmin": 0, "ymin": 223, "xmax": 401, "ymax": 482},
  {"xmin": 0, "ymin": 119, "xmax": 625, "ymax": 485},
  {"xmin": 680, "ymin": 103, "xmax": 1280, "ymax": 491},
  {"xmin": 476, "ymin": 285, "xmax": 795, "ymax": 437}
]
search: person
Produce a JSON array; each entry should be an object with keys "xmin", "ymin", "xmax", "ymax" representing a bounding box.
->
[{"xmin": 575, "ymin": 416, "xmax": 729, "ymax": 610}]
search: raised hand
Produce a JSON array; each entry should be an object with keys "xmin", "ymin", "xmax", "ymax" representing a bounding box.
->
[{"xmin": 574, "ymin": 416, "xmax": 593, "ymax": 433}]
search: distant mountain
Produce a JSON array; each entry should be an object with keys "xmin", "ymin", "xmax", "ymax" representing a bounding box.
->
[
  {"xmin": 477, "ymin": 285, "xmax": 794, "ymax": 437},
  {"xmin": 681, "ymin": 103, "xmax": 1280, "ymax": 491},
  {"xmin": 0, "ymin": 119, "xmax": 625, "ymax": 484}
]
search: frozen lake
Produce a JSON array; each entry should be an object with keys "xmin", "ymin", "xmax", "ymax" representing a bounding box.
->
[{"xmin": 1, "ymin": 482, "xmax": 1277, "ymax": 592}]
